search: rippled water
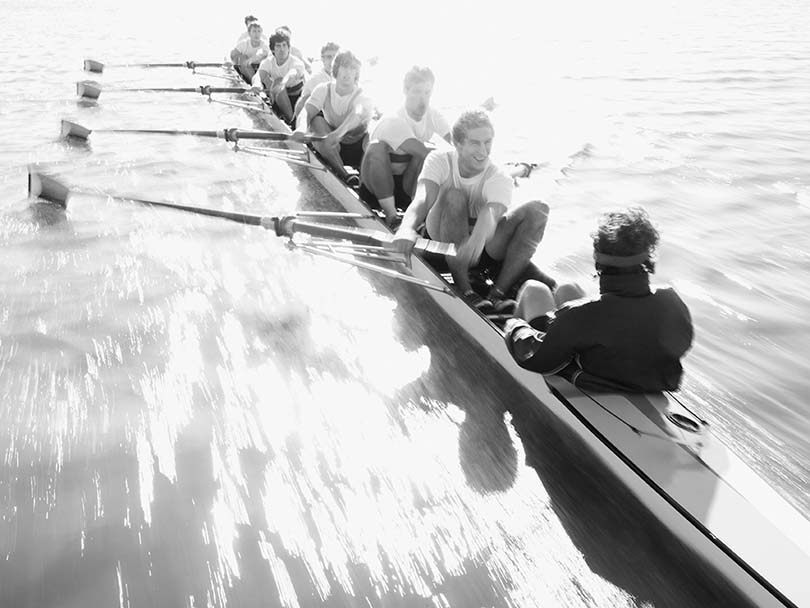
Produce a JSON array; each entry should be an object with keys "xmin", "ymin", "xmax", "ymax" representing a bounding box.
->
[{"xmin": 1, "ymin": 0, "xmax": 809, "ymax": 606}]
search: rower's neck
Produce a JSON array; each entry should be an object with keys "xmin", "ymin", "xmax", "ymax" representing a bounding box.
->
[
  {"xmin": 335, "ymin": 82, "xmax": 354, "ymax": 96},
  {"xmin": 457, "ymin": 161, "xmax": 484, "ymax": 179}
]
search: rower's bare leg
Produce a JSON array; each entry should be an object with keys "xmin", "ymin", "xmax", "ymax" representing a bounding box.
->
[
  {"xmin": 485, "ymin": 199, "xmax": 550, "ymax": 295},
  {"xmin": 426, "ymin": 188, "xmax": 474, "ymax": 293},
  {"xmin": 309, "ymin": 116, "xmax": 349, "ymax": 178},
  {"xmin": 274, "ymin": 90, "xmax": 294, "ymax": 123},
  {"xmin": 359, "ymin": 142, "xmax": 397, "ymax": 219},
  {"xmin": 401, "ymin": 154, "xmax": 426, "ymax": 201},
  {"xmin": 515, "ymin": 280, "xmax": 586, "ymax": 322}
]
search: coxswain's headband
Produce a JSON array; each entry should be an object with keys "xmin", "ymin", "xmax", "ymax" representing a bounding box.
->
[{"xmin": 593, "ymin": 251, "xmax": 650, "ymax": 267}]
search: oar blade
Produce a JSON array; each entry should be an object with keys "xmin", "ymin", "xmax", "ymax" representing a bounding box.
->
[
  {"xmin": 77, "ymin": 80, "xmax": 102, "ymax": 99},
  {"xmin": 61, "ymin": 119, "xmax": 91, "ymax": 140},
  {"xmin": 84, "ymin": 59, "xmax": 104, "ymax": 73},
  {"xmin": 28, "ymin": 168, "xmax": 70, "ymax": 208}
]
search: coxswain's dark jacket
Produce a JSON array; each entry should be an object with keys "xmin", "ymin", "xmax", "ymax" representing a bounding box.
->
[{"xmin": 504, "ymin": 272, "xmax": 693, "ymax": 393}]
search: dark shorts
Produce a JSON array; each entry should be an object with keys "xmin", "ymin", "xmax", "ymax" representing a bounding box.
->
[
  {"xmin": 420, "ymin": 224, "xmax": 555, "ymax": 296},
  {"xmin": 358, "ymin": 174, "xmax": 411, "ymax": 211},
  {"xmin": 339, "ymin": 137, "xmax": 366, "ymax": 170}
]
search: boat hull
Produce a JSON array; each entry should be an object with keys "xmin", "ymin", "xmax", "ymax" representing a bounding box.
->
[{"xmin": 226, "ymin": 81, "xmax": 810, "ymax": 608}]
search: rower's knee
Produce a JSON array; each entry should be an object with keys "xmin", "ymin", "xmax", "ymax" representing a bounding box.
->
[
  {"xmin": 360, "ymin": 142, "xmax": 392, "ymax": 179},
  {"xmin": 516, "ymin": 279, "xmax": 556, "ymax": 321},
  {"xmin": 523, "ymin": 200, "xmax": 550, "ymax": 226},
  {"xmin": 515, "ymin": 199, "xmax": 550, "ymax": 241},
  {"xmin": 554, "ymin": 282, "xmax": 586, "ymax": 307}
]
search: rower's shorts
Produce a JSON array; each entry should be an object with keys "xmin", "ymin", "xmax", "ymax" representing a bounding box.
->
[
  {"xmin": 339, "ymin": 138, "xmax": 366, "ymax": 170},
  {"xmin": 358, "ymin": 174, "xmax": 411, "ymax": 211}
]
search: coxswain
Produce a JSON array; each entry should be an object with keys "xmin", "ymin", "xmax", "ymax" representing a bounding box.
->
[{"xmin": 504, "ymin": 206, "xmax": 694, "ymax": 392}]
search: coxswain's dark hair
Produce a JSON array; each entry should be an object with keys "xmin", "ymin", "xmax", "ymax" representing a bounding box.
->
[
  {"xmin": 244, "ymin": 15, "xmax": 258, "ymax": 26},
  {"xmin": 592, "ymin": 206, "xmax": 659, "ymax": 274},
  {"xmin": 403, "ymin": 66, "xmax": 435, "ymax": 91},
  {"xmin": 331, "ymin": 49, "xmax": 362, "ymax": 78},
  {"xmin": 452, "ymin": 109, "xmax": 493, "ymax": 145},
  {"xmin": 268, "ymin": 31, "xmax": 290, "ymax": 51}
]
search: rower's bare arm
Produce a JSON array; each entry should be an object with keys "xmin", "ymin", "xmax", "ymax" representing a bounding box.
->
[
  {"xmin": 230, "ymin": 48, "xmax": 242, "ymax": 65},
  {"xmin": 460, "ymin": 203, "xmax": 504, "ymax": 267},
  {"xmin": 251, "ymin": 69, "xmax": 268, "ymax": 91},
  {"xmin": 392, "ymin": 180, "xmax": 439, "ymax": 261}
]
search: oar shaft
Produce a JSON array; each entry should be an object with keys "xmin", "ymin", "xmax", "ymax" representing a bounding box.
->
[
  {"xmin": 84, "ymin": 59, "xmax": 223, "ymax": 73},
  {"xmin": 93, "ymin": 128, "xmax": 222, "ymax": 137},
  {"xmin": 116, "ymin": 86, "xmax": 247, "ymax": 93},
  {"xmin": 76, "ymin": 81, "xmax": 247, "ymax": 98},
  {"xmin": 116, "ymin": 197, "xmax": 267, "ymax": 226}
]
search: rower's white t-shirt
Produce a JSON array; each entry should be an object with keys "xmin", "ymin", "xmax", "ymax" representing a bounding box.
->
[
  {"xmin": 301, "ymin": 69, "xmax": 331, "ymax": 98},
  {"xmin": 420, "ymin": 149, "xmax": 513, "ymax": 218},
  {"xmin": 233, "ymin": 38, "xmax": 270, "ymax": 64},
  {"xmin": 255, "ymin": 55, "xmax": 306, "ymax": 90},
  {"xmin": 372, "ymin": 106, "xmax": 450, "ymax": 151},
  {"xmin": 307, "ymin": 82, "xmax": 373, "ymax": 123}
]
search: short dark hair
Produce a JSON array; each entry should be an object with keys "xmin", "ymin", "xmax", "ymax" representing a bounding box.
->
[
  {"xmin": 403, "ymin": 66, "xmax": 435, "ymax": 91},
  {"xmin": 593, "ymin": 206, "xmax": 659, "ymax": 273},
  {"xmin": 247, "ymin": 22, "xmax": 262, "ymax": 33},
  {"xmin": 320, "ymin": 42, "xmax": 340, "ymax": 56},
  {"xmin": 244, "ymin": 15, "xmax": 258, "ymax": 25},
  {"xmin": 331, "ymin": 50, "xmax": 361, "ymax": 78},
  {"xmin": 452, "ymin": 109, "xmax": 493, "ymax": 145},
  {"xmin": 268, "ymin": 31, "xmax": 290, "ymax": 51}
]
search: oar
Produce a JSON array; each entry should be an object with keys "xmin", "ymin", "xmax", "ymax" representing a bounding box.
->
[
  {"xmin": 84, "ymin": 59, "xmax": 225, "ymax": 74},
  {"xmin": 60, "ymin": 119, "xmax": 326, "ymax": 144},
  {"xmin": 26, "ymin": 169, "xmax": 456, "ymax": 258},
  {"xmin": 77, "ymin": 80, "xmax": 248, "ymax": 100}
]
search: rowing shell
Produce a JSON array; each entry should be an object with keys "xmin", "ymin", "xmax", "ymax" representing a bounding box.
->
[{"xmin": 218, "ymin": 74, "xmax": 810, "ymax": 607}]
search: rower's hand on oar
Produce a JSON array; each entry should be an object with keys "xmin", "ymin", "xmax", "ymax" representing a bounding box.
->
[
  {"xmin": 390, "ymin": 233, "xmax": 416, "ymax": 269},
  {"xmin": 288, "ymin": 131, "xmax": 310, "ymax": 144},
  {"xmin": 324, "ymin": 131, "xmax": 341, "ymax": 149}
]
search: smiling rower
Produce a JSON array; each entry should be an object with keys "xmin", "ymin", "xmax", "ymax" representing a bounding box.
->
[{"xmin": 392, "ymin": 110, "xmax": 553, "ymax": 312}]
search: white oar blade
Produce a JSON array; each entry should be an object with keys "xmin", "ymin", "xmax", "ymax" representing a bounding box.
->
[
  {"xmin": 77, "ymin": 80, "xmax": 101, "ymax": 99},
  {"xmin": 84, "ymin": 59, "xmax": 104, "ymax": 73},
  {"xmin": 61, "ymin": 119, "xmax": 91, "ymax": 140},
  {"xmin": 28, "ymin": 168, "xmax": 70, "ymax": 208}
]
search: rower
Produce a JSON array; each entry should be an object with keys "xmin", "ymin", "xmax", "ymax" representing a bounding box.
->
[
  {"xmin": 392, "ymin": 109, "xmax": 553, "ymax": 312},
  {"xmin": 293, "ymin": 42, "xmax": 339, "ymax": 125},
  {"xmin": 274, "ymin": 26, "xmax": 313, "ymax": 74},
  {"xmin": 229, "ymin": 21, "xmax": 270, "ymax": 82},
  {"xmin": 252, "ymin": 30, "xmax": 308, "ymax": 126},
  {"xmin": 504, "ymin": 206, "xmax": 694, "ymax": 392},
  {"xmin": 359, "ymin": 66, "xmax": 451, "ymax": 226},
  {"xmin": 235, "ymin": 15, "xmax": 260, "ymax": 43},
  {"xmin": 302, "ymin": 50, "xmax": 373, "ymax": 187}
]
